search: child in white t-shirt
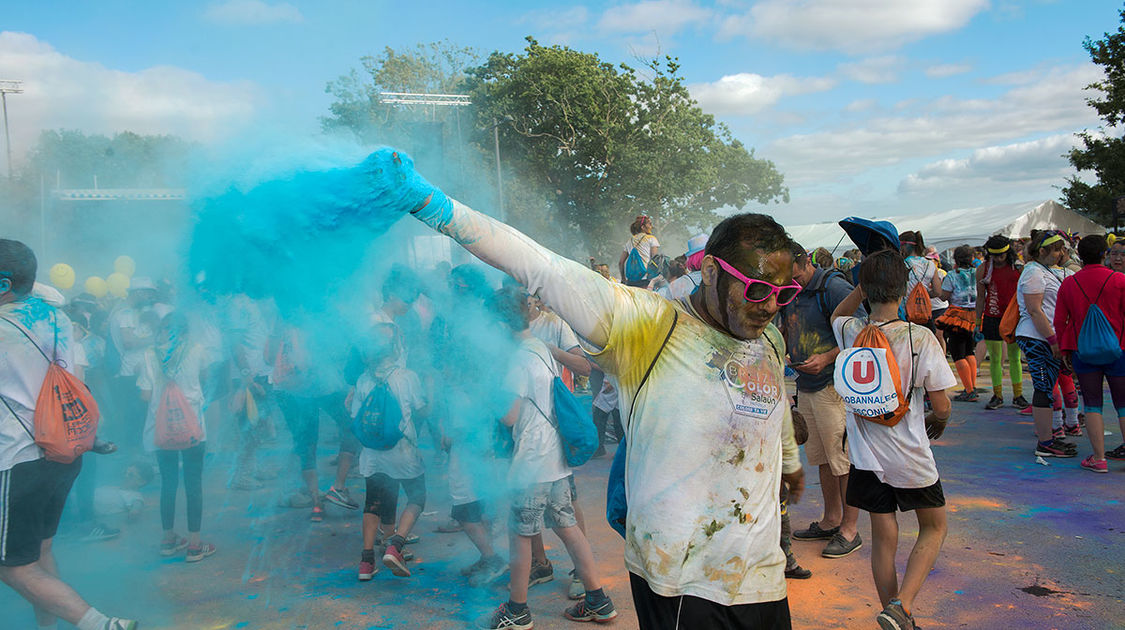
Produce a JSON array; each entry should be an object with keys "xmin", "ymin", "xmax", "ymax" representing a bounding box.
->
[
  {"xmin": 351, "ymin": 323, "xmax": 427, "ymax": 580},
  {"xmin": 830, "ymin": 248, "xmax": 956, "ymax": 630}
]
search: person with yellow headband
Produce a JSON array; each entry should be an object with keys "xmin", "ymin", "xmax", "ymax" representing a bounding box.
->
[
  {"xmin": 976, "ymin": 235, "xmax": 1026, "ymax": 410},
  {"xmin": 1015, "ymin": 231, "xmax": 1078, "ymax": 458}
]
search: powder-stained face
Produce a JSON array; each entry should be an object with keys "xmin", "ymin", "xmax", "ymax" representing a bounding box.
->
[{"xmin": 701, "ymin": 249, "xmax": 794, "ymax": 341}]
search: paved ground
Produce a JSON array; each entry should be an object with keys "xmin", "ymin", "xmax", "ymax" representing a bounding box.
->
[{"xmin": 3, "ymin": 375, "xmax": 1124, "ymax": 629}]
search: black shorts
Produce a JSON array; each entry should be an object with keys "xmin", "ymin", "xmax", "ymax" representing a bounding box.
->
[
  {"xmin": 0, "ymin": 458, "xmax": 82, "ymax": 567},
  {"xmin": 846, "ymin": 466, "xmax": 944, "ymax": 513},
  {"xmin": 982, "ymin": 315, "xmax": 1003, "ymax": 342},
  {"xmin": 629, "ymin": 573, "xmax": 791, "ymax": 630},
  {"xmin": 451, "ymin": 500, "xmax": 483, "ymax": 524},
  {"xmin": 364, "ymin": 473, "xmax": 426, "ymax": 522}
]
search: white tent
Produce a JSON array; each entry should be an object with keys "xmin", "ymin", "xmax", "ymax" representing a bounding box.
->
[{"xmin": 786, "ymin": 200, "xmax": 1108, "ymax": 254}]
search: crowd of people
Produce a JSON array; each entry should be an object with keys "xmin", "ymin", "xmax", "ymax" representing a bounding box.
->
[{"xmin": 1, "ymin": 148, "xmax": 1122, "ymax": 630}]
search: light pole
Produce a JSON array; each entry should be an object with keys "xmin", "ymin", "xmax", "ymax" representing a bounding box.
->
[{"xmin": 0, "ymin": 80, "xmax": 23, "ymax": 179}]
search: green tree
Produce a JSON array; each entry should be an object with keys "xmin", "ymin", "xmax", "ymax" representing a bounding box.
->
[
  {"xmin": 1063, "ymin": 7, "xmax": 1125, "ymax": 224},
  {"xmin": 465, "ymin": 38, "xmax": 788, "ymax": 258}
]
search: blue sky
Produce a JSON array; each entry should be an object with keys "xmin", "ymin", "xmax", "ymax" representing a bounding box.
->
[{"xmin": 0, "ymin": 0, "xmax": 1120, "ymax": 224}]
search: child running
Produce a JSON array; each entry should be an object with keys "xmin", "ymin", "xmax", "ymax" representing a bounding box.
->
[
  {"xmin": 352, "ymin": 323, "xmax": 427, "ymax": 580},
  {"xmin": 831, "ymin": 249, "xmax": 955, "ymax": 630},
  {"xmin": 138, "ymin": 312, "xmax": 214, "ymax": 562},
  {"xmin": 476, "ymin": 286, "xmax": 615, "ymax": 630}
]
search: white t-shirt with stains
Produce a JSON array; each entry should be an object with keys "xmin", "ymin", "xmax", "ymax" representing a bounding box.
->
[
  {"xmin": 506, "ymin": 337, "xmax": 570, "ymax": 488},
  {"xmin": 414, "ymin": 199, "xmax": 800, "ymax": 606},
  {"xmin": 353, "ymin": 366, "xmax": 426, "ymax": 480},
  {"xmin": 832, "ymin": 317, "xmax": 956, "ymax": 489}
]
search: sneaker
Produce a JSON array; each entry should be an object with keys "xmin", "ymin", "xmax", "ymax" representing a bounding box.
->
[
  {"xmin": 461, "ymin": 557, "xmax": 489, "ymax": 577},
  {"xmin": 784, "ymin": 564, "xmax": 812, "ymax": 579},
  {"xmin": 104, "ymin": 619, "xmax": 139, "ymax": 630},
  {"xmin": 358, "ymin": 557, "xmax": 377, "ymax": 581},
  {"xmin": 324, "ymin": 486, "xmax": 358, "ymax": 510},
  {"xmin": 821, "ymin": 531, "xmax": 863, "ymax": 559},
  {"xmin": 310, "ymin": 506, "xmax": 325, "ymax": 522},
  {"xmin": 475, "ymin": 603, "xmax": 532, "ymax": 630},
  {"xmin": 82, "ymin": 523, "xmax": 121, "ymax": 543},
  {"xmin": 877, "ymin": 599, "xmax": 917, "ymax": 630},
  {"xmin": 965, "ymin": 391, "xmax": 979, "ymax": 402},
  {"xmin": 528, "ymin": 559, "xmax": 554, "ymax": 587},
  {"xmin": 186, "ymin": 542, "xmax": 216, "ymax": 563},
  {"xmin": 564, "ymin": 597, "xmax": 618, "ymax": 623},
  {"xmin": 92, "ymin": 438, "xmax": 118, "ymax": 455},
  {"xmin": 401, "ymin": 546, "xmax": 415, "ymax": 561},
  {"xmin": 567, "ymin": 569, "xmax": 585, "ymax": 600},
  {"xmin": 382, "ymin": 544, "xmax": 411, "ymax": 577},
  {"xmin": 952, "ymin": 390, "xmax": 973, "ymax": 402},
  {"xmin": 404, "ymin": 533, "xmax": 420, "ymax": 544},
  {"xmin": 229, "ymin": 476, "xmax": 263, "ymax": 491},
  {"xmin": 1035, "ymin": 441, "xmax": 1077, "ymax": 458},
  {"xmin": 1065, "ymin": 424, "xmax": 1082, "ymax": 437},
  {"xmin": 1052, "ymin": 427, "xmax": 1065, "ymax": 440},
  {"xmin": 1080, "ymin": 455, "xmax": 1108, "ymax": 473},
  {"xmin": 468, "ymin": 555, "xmax": 508, "ymax": 587},
  {"xmin": 792, "ymin": 521, "xmax": 839, "ymax": 540},
  {"xmin": 160, "ymin": 534, "xmax": 188, "ymax": 557},
  {"xmin": 1106, "ymin": 444, "xmax": 1125, "ymax": 460},
  {"xmin": 984, "ymin": 395, "xmax": 1004, "ymax": 410},
  {"xmin": 1012, "ymin": 395, "xmax": 1030, "ymax": 409},
  {"xmin": 1019, "ymin": 405, "xmax": 1033, "ymax": 416}
]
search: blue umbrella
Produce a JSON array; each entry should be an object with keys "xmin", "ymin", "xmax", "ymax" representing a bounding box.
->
[{"xmin": 838, "ymin": 217, "xmax": 901, "ymax": 256}]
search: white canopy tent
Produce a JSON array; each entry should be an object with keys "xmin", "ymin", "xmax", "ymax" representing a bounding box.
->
[{"xmin": 786, "ymin": 200, "xmax": 1108, "ymax": 254}]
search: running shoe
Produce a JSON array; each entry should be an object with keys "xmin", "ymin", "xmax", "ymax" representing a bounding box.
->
[
  {"xmin": 952, "ymin": 390, "xmax": 974, "ymax": 402},
  {"xmin": 1035, "ymin": 441, "xmax": 1077, "ymax": 458},
  {"xmin": 310, "ymin": 506, "xmax": 325, "ymax": 522},
  {"xmin": 1080, "ymin": 455, "xmax": 1108, "ymax": 473},
  {"xmin": 277, "ymin": 491, "xmax": 314, "ymax": 509},
  {"xmin": 461, "ymin": 556, "xmax": 489, "ymax": 577},
  {"xmin": 984, "ymin": 395, "xmax": 1004, "ymax": 410},
  {"xmin": 382, "ymin": 544, "xmax": 411, "ymax": 577},
  {"xmin": 1012, "ymin": 395, "xmax": 1030, "ymax": 409},
  {"xmin": 877, "ymin": 599, "xmax": 917, "ymax": 630},
  {"xmin": 792, "ymin": 521, "xmax": 839, "ymax": 540},
  {"xmin": 821, "ymin": 532, "xmax": 863, "ymax": 559},
  {"xmin": 475, "ymin": 603, "xmax": 532, "ymax": 630},
  {"xmin": 568, "ymin": 569, "xmax": 585, "ymax": 600},
  {"xmin": 186, "ymin": 542, "xmax": 216, "ymax": 563},
  {"xmin": 1019, "ymin": 405, "xmax": 1033, "ymax": 416},
  {"xmin": 1106, "ymin": 444, "xmax": 1125, "ymax": 460},
  {"xmin": 468, "ymin": 555, "xmax": 508, "ymax": 587},
  {"xmin": 965, "ymin": 391, "xmax": 980, "ymax": 402},
  {"xmin": 229, "ymin": 476, "xmax": 263, "ymax": 491},
  {"xmin": 1052, "ymin": 427, "xmax": 1065, "ymax": 440},
  {"xmin": 527, "ymin": 558, "xmax": 554, "ymax": 587},
  {"xmin": 404, "ymin": 533, "xmax": 420, "ymax": 544},
  {"xmin": 82, "ymin": 523, "xmax": 121, "ymax": 543},
  {"xmin": 1064, "ymin": 424, "xmax": 1082, "ymax": 437},
  {"xmin": 104, "ymin": 619, "xmax": 139, "ymax": 630},
  {"xmin": 160, "ymin": 534, "xmax": 188, "ymax": 557},
  {"xmin": 324, "ymin": 486, "xmax": 358, "ymax": 510},
  {"xmin": 564, "ymin": 597, "xmax": 618, "ymax": 623},
  {"xmin": 358, "ymin": 557, "xmax": 377, "ymax": 580},
  {"xmin": 784, "ymin": 564, "xmax": 812, "ymax": 579}
]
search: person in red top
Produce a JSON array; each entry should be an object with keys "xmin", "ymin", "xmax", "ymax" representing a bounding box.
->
[
  {"xmin": 976, "ymin": 235, "xmax": 1027, "ymax": 410},
  {"xmin": 1054, "ymin": 234, "xmax": 1125, "ymax": 473}
]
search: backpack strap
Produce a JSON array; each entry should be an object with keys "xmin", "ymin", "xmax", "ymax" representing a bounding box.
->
[
  {"xmin": 0, "ymin": 315, "xmax": 51, "ymax": 364},
  {"xmin": 522, "ymin": 348, "xmax": 560, "ymax": 429},
  {"xmin": 627, "ymin": 310, "xmax": 679, "ymax": 425},
  {"xmin": 0, "ymin": 390, "xmax": 35, "ymax": 441},
  {"xmin": 875, "ymin": 320, "xmax": 919, "ymax": 394}
]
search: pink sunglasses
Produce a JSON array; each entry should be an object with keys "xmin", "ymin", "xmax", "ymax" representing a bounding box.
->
[{"xmin": 713, "ymin": 256, "xmax": 802, "ymax": 306}]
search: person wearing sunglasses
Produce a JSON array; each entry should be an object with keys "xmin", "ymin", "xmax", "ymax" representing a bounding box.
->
[{"xmin": 362, "ymin": 149, "xmax": 803, "ymax": 630}]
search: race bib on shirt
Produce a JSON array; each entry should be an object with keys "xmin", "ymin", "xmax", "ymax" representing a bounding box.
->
[
  {"xmin": 708, "ymin": 347, "xmax": 782, "ymax": 419},
  {"xmin": 834, "ymin": 347, "xmax": 900, "ymax": 417}
]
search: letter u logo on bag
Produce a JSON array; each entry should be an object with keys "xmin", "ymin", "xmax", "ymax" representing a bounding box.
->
[{"xmin": 852, "ymin": 360, "xmax": 876, "ymax": 385}]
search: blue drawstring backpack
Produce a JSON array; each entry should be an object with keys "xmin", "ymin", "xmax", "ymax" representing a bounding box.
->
[
  {"xmin": 527, "ymin": 352, "xmax": 599, "ymax": 467},
  {"xmin": 624, "ymin": 247, "xmax": 648, "ymax": 283},
  {"xmin": 1075, "ymin": 275, "xmax": 1123, "ymax": 365},
  {"xmin": 352, "ymin": 374, "xmax": 405, "ymax": 450},
  {"xmin": 606, "ymin": 312, "xmax": 678, "ymax": 538}
]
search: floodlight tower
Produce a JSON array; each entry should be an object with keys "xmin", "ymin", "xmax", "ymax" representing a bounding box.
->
[{"xmin": 0, "ymin": 80, "xmax": 23, "ymax": 179}]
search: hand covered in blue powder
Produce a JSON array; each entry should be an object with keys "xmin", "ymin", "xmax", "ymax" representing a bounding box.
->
[{"xmin": 358, "ymin": 148, "xmax": 453, "ymax": 226}]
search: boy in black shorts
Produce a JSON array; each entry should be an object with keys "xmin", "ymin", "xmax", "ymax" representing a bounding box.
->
[{"xmin": 830, "ymin": 249, "xmax": 955, "ymax": 630}]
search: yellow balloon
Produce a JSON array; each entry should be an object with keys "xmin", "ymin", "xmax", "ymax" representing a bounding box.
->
[
  {"xmin": 48, "ymin": 263, "xmax": 75, "ymax": 290},
  {"xmin": 84, "ymin": 276, "xmax": 108, "ymax": 298},
  {"xmin": 107, "ymin": 272, "xmax": 130, "ymax": 298},
  {"xmin": 114, "ymin": 255, "xmax": 136, "ymax": 277}
]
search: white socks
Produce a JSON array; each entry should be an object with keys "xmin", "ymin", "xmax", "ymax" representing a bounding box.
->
[
  {"xmin": 1064, "ymin": 406, "xmax": 1079, "ymax": 426},
  {"xmin": 76, "ymin": 607, "xmax": 109, "ymax": 630}
]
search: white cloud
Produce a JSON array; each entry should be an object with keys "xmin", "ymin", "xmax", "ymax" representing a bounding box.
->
[
  {"xmin": 0, "ymin": 32, "xmax": 258, "ymax": 159},
  {"xmin": 925, "ymin": 63, "xmax": 972, "ymax": 78},
  {"xmin": 899, "ymin": 134, "xmax": 1080, "ymax": 192},
  {"xmin": 846, "ymin": 98, "xmax": 878, "ymax": 112},
  {"xmin": 839, "ymin": 56, "xmax": 904, "ymax": 84},
  {"xmin": 719, "ymin": 0, "xmax": 990, "ymax": 54},
  {"xmin": 518, "ymin": 6, "xmax": 590, "ymax": 30},
  {"xmin": 690, "ymin": 72, "xmax": 837, "ymax": 115},
  {"xmin": 204, "ymin": 0, "xmax": 303, "ymax": 26},
  {"xmin": 765, "ymin": 63, "xmax": 1103, "ymax": 186},
  {"xmin": 597, "ymin": 0, "xmax": 712, "ymax": 35}
]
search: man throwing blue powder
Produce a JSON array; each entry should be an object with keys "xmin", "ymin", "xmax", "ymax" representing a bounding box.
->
[{"xmin": 361, "ymin": 149, "xmax": 803, "ymax": 629}]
